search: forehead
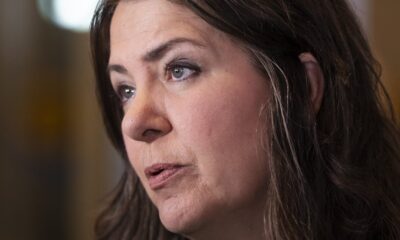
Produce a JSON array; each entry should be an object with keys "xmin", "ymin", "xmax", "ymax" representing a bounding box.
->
[{"xmin": 109, "ymin": 0, "xmax": 224, "ymax": 59}]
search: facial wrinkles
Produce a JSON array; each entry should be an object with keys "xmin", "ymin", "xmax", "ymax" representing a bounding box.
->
[
  {"xmin": 110, "ymin": 1, "xmax": 223, "ymax": 66},
  {"xmin": 129, "ymin": 138, "xmax": 197, "ymax": 169}
]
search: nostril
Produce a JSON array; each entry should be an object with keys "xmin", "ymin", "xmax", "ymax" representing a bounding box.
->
[{"xmin": 142, "ymin": 129, "xmax": 163, "ymax": 141}]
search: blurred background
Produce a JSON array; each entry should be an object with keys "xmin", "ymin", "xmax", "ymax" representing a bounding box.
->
[{"xmin": 0, "ymin": 0, "xmax": 399, "ymax": 240}]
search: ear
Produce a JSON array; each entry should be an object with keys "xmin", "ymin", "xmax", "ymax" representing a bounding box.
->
[{"xmin": 298, "ymin": 53, "xmax": 325, "ymax": 114}]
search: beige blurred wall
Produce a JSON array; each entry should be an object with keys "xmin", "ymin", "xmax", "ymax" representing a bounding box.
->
[
  {"xmin": 371, "ymin": 0, "xmax": 400, "ymax": 119},
  {"xmin": 0, "ymin": 1, "xmax": 120, "ymax": 240}
]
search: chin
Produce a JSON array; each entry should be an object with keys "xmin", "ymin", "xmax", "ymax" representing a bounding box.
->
[
  {"xmin": 157, "ymin": 197, "xmax": 217, "ymax": 236},
  {"xmin": 159, "ymin": 204, "xmax": 200, "ymax": 234}
]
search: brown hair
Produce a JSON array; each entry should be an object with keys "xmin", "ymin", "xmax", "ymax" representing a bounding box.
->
[{"xmin": 90, "ymin": 0, "xmax": 400, "ymax": 239}]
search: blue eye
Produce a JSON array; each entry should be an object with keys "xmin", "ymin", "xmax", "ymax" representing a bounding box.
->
[
  {"xmin": 170, "ymin": 66, "xmax": 195, "ymax": 81},
  {"xmin": 116, "ymin": 85, "xmax": 136, "ymax": 102},
  {"xmin": 167, "ymin": 62, "xmax": 200, "ymax": 82}
]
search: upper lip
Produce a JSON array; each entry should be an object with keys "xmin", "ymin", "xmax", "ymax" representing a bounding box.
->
[{"xmin": 144, "ymin": 163, "xmax": 184, "ymax": 178}]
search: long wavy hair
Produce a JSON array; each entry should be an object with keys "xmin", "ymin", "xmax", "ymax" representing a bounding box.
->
[{"xmin": 90, "ymin": 0, "xmax": 400, "ymax": 239}]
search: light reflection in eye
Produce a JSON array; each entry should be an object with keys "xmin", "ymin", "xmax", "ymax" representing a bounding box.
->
[{"xmin": 117, "ymin": 85, "xmax": 136, "ymax": 103}]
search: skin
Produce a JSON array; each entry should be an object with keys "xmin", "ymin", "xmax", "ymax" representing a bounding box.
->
[{"xmin": 109, "ymin": 0, "xmax": 272, "ymax": 239}]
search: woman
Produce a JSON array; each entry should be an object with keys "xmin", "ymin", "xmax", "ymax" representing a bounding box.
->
[{"xmin": 90, "ymin": 0, "xmax": 400, "ymax": 239}]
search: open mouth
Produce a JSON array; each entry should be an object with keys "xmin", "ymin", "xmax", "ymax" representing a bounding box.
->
[
  {"xmin": 150, "ymin": 168, "xmax": 164, "ymax": 176},
  {"xmin": 145, "ymin": 163, "xmax": 182, "ymax": 177},
  {"xmin": 144, "ymin": 163, "xmax": 186, "ymax": 190}
]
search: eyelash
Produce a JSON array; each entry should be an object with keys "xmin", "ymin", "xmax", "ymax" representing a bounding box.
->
[
  {"xmin": 165, "ymin": 60, "xmax": 201, "ymax": 82},
  {"xmin": 114, "ymin": 60, "xmax": 201, "ymax": 104}
]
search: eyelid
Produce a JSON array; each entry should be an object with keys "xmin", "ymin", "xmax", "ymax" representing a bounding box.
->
[
  {"xmin": 110, "ymin": 78, "xmax": 130, "ymax": 91},
  {"xmin": 165, "ymin": 58, "xmax": 201, "ymax": 80},
  {"xmin": 167, "ymin": 60, "xmax": 200, "ymax": 71}
]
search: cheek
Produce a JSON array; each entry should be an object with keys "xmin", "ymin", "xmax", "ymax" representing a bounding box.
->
[
  {"xmin": 174, "ymin": 78, "xmax": 266, "ymax": 146},
  {"xmin": 187, "ymin": 76, "xmax": 266, "ymax": 154},
  {"xmin": 168, "ymin": 74, "xmax": 269, "ymax": 197}
]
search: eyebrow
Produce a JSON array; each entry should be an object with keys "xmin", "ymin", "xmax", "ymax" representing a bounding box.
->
[
  {"xmin": 107, "ymin": 37, "xmax": 206, "ymax": 75},
  {"xmin": 142, "ymin": 37, "xmax": 206, "ymax": 62},
  {"xmin": 107, "ymin": 64, "xmax": 128, "ymax": 75}
]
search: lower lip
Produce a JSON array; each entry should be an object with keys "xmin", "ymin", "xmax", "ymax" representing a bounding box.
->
[{"xmin": 148, "ymin": 166, "xmax": 186, "ymax": 190}]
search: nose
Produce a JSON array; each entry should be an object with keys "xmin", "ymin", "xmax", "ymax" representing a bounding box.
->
[{"xmin": 121, "ymin": 89, "xmax": 172, "ymax": 143}]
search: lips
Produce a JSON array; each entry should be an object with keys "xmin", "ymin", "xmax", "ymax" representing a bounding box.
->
[{"xmin": 144, "ymin": 163, "xmax": 186, "ymax": 190}]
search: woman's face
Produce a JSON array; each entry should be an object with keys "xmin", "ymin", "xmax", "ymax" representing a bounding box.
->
[{"xmin": 109, "ymin": 0, "xmax": 269, "ymax": 238}]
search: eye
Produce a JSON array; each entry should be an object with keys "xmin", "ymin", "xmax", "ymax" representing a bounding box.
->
[
  {"xmin": 116, "ymin": 84, "xmax": 136, "ymax": 103},
  {"xmin": 166, "ymin": 62, "xmax": 200, "ymax": 82}
]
